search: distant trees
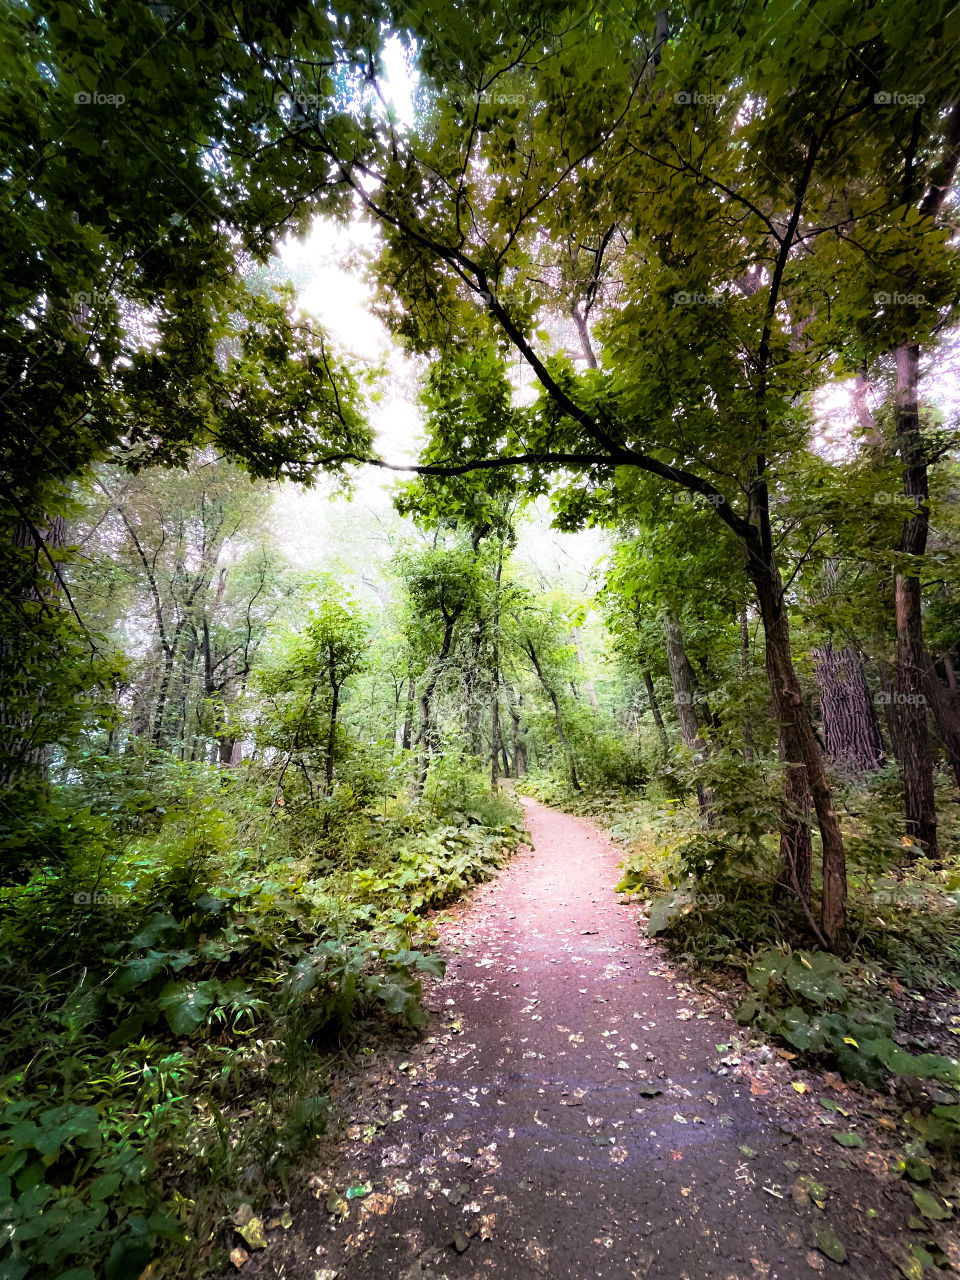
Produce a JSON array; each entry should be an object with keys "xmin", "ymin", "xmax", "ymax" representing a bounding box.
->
[{"xmin": 75, "ymin": 458, "xmax": 297, "ymax": 762}]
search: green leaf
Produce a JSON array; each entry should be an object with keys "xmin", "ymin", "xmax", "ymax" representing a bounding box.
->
[
  {"xmin": 127, "ymin": 913, "xmax": 179, "ymax": 949},
  {"xmin": 902, "ymin": 1156, "xmax": 932, "ymax": 1183},
  {"xmin": 113, "ymin": 949, "xmax": 169, "ymax": 993},
  {"xmin": 814, "ymin": 1226, "xmax": 847, "ymax": 1263},
  {"xmin": 33, "ymin": 1106, "xmax": 101, "ymax": 1158},
  {"xmin": 286, "ymin": 954, "xmax": 324, "ymax": 996},
  {"xmin": 157, "ymin": 980, "xmax": 218, "ymax": 1034},
  {"xmin": 833, "ymin": 1132, "xmax": 865, "ymax": 1148},
  {"xmin": 104, "ymin": 1235, "xmax": 155, "ymax": 1280},
  {"xmin": 912, "ymin": 1187, "xmax": 953, "ymax": 1221}
]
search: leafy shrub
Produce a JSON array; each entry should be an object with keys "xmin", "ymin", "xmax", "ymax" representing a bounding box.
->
[{"xmin": 735, "ymin": 946, "xmax": 960, "ymax": 1138}]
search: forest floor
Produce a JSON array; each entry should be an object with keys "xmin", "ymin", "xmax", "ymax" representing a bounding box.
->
[{"xmin": 237, "ymin": 797, "xmax": 958, "ymax": 1280}]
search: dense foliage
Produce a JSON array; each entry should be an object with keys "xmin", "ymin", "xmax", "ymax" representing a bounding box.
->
[{"xmin": 2, "ymin": 0, "xmax": 960, "ymax": 1275}]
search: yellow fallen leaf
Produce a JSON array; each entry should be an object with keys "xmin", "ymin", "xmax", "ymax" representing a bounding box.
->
[
  {"xmin": 238, "ymin": 1217, "xmax": 267, "ymax": 1250},
  {"xmin": 792, "ymin": 1082, "xmax": 808, "ymax": 1093}
]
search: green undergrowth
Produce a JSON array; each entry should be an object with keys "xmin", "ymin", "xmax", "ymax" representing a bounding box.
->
[{"xmin": 0, "ymin": 764, "xmax": 524, "ymax": 1280}]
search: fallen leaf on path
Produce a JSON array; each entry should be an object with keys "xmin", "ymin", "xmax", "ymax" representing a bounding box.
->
[
  {"xmin": 325, "ymin": 1192, "xmax": 348, "ymax": 1219},
  {"xmin": 814, "ymin": 1227, "xmax": 847, "ymax": 1264},
  {"xmin": 450, "ymin": 1230, "xmax": 470, "ymax": 1253},
  {"xmin": 238, "ymin": 1218, "xmax": 267, "ymax": 1250},
  {"xmin": 833, "ymin": 1132, "xmax": 865, "ymax": 1148},
  {"xmin": 913, "ymin": 1187, "xmax": 953, "ymax": 1220}
]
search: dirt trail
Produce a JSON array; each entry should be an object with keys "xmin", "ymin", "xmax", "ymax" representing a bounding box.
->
[{"xmin": 253, "ymin": 797, "xmax": 925, "ymax": 1279}]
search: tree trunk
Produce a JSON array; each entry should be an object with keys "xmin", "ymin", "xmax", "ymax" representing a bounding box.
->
[
  {"xmin": 740, "ymin": 611, "xmax": 754, "ymax": 763},
  {"xmin": 527, "ymin": 640, "xmax": 580, "ymax": 791},
  {"xmin": 813, "ymin": 641, "xmax": 885, "ymax": 772},
  {"xmin": 883, "ymin": 111, "xmax": 960, "ymax": 850},
  {"xmin": 943, "ymin": 653, "xmax": 958, "ymax": 695},
  {"xmin": 325, "ymin": 680, "xmax": 340, "ymax": 794},
  {"xmin": 661, "ymin": 611, "xmax": 711, "ymax": 816},
  {"xmin": 490, "ymin": 692, "xmax": 501, "ymax": 787},
  {"xmin": 1, "ymin": 515, "xmax": 67, "ymax": 789},
  {"xmin": 506, "ymin": 684, "xmax": 527, "ymax": 776},
  {"xmin": 571, "ymin": 626, "xmax": 600, "ymax": 708},
  {"xmin": 413, "ymin": 608, "xmax": 462, "ymax": 797},
  {"xmin": 751, "ymin": 560, "xmax": 848, "ymax": 952},
  {"xmin": 401, "ymin": 674, "xmax": 415, "ymax": 751},
  {"xmin": 491, "ymin": 549, "xmax": 503, "ymax": 787},
  {"xmin": 775, "ymin": 726, "xmax": 813, "ymax": 908},
  {"xmin": 893, "ymin": 342, "xmax": 938, "ymax": 858},
  {"xmin": 877, "ymin": 656, "xmax": 902, "ymax": 760},
  {"xmin": 642, "ymin": 669, "xmax": 669, "ymax": 750},
  {"xmin": 922, "ymin": 650, "xmax": 960, "ymax": 791}
]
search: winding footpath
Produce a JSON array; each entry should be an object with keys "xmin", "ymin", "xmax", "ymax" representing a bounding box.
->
[{"xmin": 251, "ymin": 797, "xmax": 939, "ymax": 1279}]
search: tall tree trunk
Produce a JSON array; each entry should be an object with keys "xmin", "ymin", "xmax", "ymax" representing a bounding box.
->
[
  {"xmin": 775, "ymin": 726, "xmax": 813, "ymax": 909},
  {"xmin": 325, "ymin": 680, "xmax": 340, "ymax": 794},
  {"xmin": 507, "ymin": 685, "xmax": 528, "ymax": 777},
  {"xmin": 490, "ymin": 693, "xmax": 502, "ymax": 787},
  {"xmin": 1, "ymin": 515, "xmax": 67, "ymax": 789},
  {"xmin": 740, "ymin": 611, "xmax": 754, "ymax": 763},
  {"xmin": 943, "ymin": 653, "xmax": 958, "ymax": 695},
  {"xmin": 750, "ymin": 560, "xmax": 848, "ymax": 952},
  {"xmin": 401, "ymin": 674, "xmax": 415, "ymax": 751},
  {"xmin": 491, "ymin": 549, "xmax": 503, "ymax": 787},
  {"xmin": 642, "ymin": 669, "xmax": 669, "ymax": 750},
  {"xmin": 571, "ymin": 626, "xmax": 600, "ymax": 709},
  {"xmin": 885, "ymin": 103, "xmax": 960, "ymax": 854},
  {"xmin": 922, "ymin": 651, "xmax": 960, "ymax": 791},
  {"xmin": 813, "ymin": 641, "xmax": 885, "ymax": 772},
  {"xmin": 413, "ymin": 607, "xmax": 462, "ymax": 798},
  {"xmin": 661, "ymin": 611, "xmax": 711, "ymax": 816},
  {"xmin": 877, "ymin": 656, "xmax": 902, "ymax": 760},
  {"xmin": 893, "ymin": 341, "xmax": 938, "ymax": 857},
  {"xmin": 527, "ymin": 640, "xmax": 580, "ymax": 791},
  {"xmin": 152, "ymin": 644, "xmax": 177, "ymax": 748}
]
